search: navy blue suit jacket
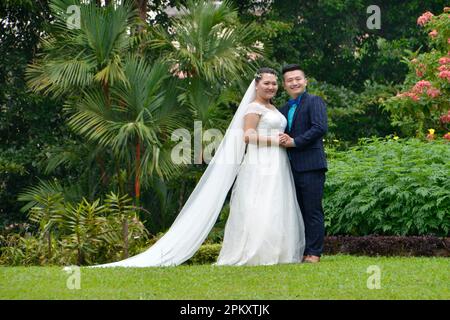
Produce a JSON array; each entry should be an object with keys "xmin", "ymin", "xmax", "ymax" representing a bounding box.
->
[{"xmin": 280, "ymin": 92, "xmax": 328, "ymax": 173}]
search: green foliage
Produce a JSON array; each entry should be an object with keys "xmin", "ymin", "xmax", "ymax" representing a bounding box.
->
[
  {"xmin": 187, "ymin": 243, "xmax": 221, "ymax": 265},
  {"xmin": 0, "ymin": 157, "xmax": 28, "ymax": 224},
  {"xmin": 148, "ymin": 0, "xmax": 263, "ymax": 83},
  {"xmin": 26, "ymin": 0, "xmax": 140, "ymax": 96},
  {"xmin": 309, "ymin": 79, "xmax": 394, "ymax": 146},
  {"xmin": 57, "ymin": 198, "xmax": 107, "ymax": 265},
  {"xmin": 1, "ymin": 192, "xmax": 148, "ymax": 265},
  {"xmin": 101, "ymin": 192, "xmax": 149, "ymax": 261},
  {"xmin": 0, "ymin": 0, "xmax": 71, "ymax": 227},
  {"xmin": 266, "ymin": 0, "xmax": 448, "ymax": 91},
  {"xmin": 0, "ymin": 233, "xmax": 61, "ymax": 266},
  {"xmin": 324, "ymin": 138, "xmax": 450, "ymax": 236}
]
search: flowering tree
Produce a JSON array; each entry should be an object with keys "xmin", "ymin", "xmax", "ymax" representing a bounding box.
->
[{"xmin": 384, "ymin": 7, "xmax": 450, "ymax": 140}]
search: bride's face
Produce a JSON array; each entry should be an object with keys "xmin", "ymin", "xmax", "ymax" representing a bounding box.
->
[{"xmin": 256, "ymin": 73, "xmax": 278, "ymax": 101}]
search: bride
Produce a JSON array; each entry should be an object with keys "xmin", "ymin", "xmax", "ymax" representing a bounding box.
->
[{"xmin": 92, "ymin": 68, "xmax": 305, "ymax": 267}]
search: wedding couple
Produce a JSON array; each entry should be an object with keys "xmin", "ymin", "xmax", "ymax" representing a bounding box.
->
[{"xmin": 92, "ymin": 64, "xmax": 328, "ymax": 268}]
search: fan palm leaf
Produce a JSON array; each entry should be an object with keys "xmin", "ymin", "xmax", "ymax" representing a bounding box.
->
[
  {"xmin": 149, "ymin": 0, "xmax": 263, "ymax": 83},
  {"xmin": 26, "ymin": 0, "xmax": 139, "ymax": 96}
]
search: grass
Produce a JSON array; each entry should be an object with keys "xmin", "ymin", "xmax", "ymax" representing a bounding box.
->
[{"xmin": 0, "ymin": 255, "xmax": 449, "ymax": 300}]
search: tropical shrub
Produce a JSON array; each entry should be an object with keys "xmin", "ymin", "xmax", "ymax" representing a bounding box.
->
[
  {"xmin": 187, "ymin": 243, "xmax": 222, "ymax": 265},
  {"xmin": 384, "ymin": 7, "xmax": 450, "ymax": 138},
  {"xmin": 324, "ymin": 138, "xmax": 450, "ymax": 236},
  {"xmin": 1, "ymin": 191, "xmax": 148, "ymax": 265}
]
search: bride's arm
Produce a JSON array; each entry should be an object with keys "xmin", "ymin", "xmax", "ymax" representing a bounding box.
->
[{"xmin": 243, "ymin": 113, "xmax": 279, "ymax": 146}]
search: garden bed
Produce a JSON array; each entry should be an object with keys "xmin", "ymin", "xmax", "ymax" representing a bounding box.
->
[{"xmin": 323, "ymin": 235, "xmax": 450, "ymax": 257}]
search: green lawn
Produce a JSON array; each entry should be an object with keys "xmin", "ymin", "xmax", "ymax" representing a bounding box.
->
[{"xmin": 0, "ymin": 255, "xmax": 448, "ymax": 299}]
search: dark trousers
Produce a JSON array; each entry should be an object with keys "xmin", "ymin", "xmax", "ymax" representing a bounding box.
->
[{"xmin": 292, "ymin": 169, "xmax": 326, "ymax": 257}]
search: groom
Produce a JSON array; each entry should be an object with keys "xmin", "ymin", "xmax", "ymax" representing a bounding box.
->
[{"xmin": 279, "ymin": 64, "xmax": 328, "ymax": 264}]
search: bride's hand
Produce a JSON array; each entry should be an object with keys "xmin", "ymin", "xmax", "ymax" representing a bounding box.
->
[{"xmin": 279, "ymin": 133, "xmax": 294, "ymax": 148}]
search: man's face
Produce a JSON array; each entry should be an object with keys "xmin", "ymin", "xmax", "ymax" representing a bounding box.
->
[{"xmin": 283, "ymin": 70, "xmax": 307, "ymax": 98}]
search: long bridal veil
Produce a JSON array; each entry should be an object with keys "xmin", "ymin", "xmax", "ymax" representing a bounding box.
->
[{"xmin": 92, "ymin": 81, "xmax": 256, "ymax": 267}]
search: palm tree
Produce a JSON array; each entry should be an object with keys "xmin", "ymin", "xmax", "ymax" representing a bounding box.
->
[
  {"xmin": 26, "ymin": 0, "xmax": 185, "ymax": 205},
  {"xmin": 67, "ymin": 55, "xmax": 184, "ymax": 205}
]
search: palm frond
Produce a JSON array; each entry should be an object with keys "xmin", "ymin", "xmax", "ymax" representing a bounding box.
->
[
  {"xmin": 27, "ymin": 0, "xmax": 138, "ymax": 96},
  {"xmin": 18, "ymin": 179, "xmax": 65, "ymax": 213},
  {"xmin": 149, "ymin": 0, "xmax": 264, "ymax": 83}
]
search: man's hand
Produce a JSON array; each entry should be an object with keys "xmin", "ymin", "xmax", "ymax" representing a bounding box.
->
[{"xmin": 279, "ymin": 133, "xmax": 295, "ymax": 148}]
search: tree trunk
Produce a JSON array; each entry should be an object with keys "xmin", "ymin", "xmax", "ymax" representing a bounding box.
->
[
  {"xmin": 116, "ymin": 160, "xmax": 124, "ymax": 195},
  {"xmin": 47, "ymin": 231, "xmax": 52, "ymax": 260},
  {"xmin": 178, "ymin": 181, "xmax": 186, "ymax": 212},
  {"xmin": 136, "ymin": 0, "xmax": 147, "ymax": 24},
  {"xmin": 77, "ymin": 233, "xmax": 82, "ymax": 265},
  {"xmin": 96, "ymin": 154, "xmax": 109, "ymax": 186},
  {"xmin": 122, "ymin": 217, "xmax": 129, "ymax": 259},
  {"xmin": 135, "ymin": 138, "xmax": 141, "ymax": 206},
  {"xmin": 102, "ymin": 81, "xmax": 110, "ymax": 108}
]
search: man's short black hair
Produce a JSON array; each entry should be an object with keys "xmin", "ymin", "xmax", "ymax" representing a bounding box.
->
[{"xmin": 281, "ymin": 64, "xmax": 305, "ymax": 77}]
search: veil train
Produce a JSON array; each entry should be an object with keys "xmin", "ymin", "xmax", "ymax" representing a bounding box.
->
[{"xmin": 91, "ymin": 81, "xmax": 256, "ymax": 267}]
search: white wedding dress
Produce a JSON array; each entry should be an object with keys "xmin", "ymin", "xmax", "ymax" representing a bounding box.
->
[
  {"xmin": 216, "ymin": 103, "xmax": 305, "ymax": 265},
  {"xmin": 91, "ymin": 81, "xmax": 304, "ymax": 268}
]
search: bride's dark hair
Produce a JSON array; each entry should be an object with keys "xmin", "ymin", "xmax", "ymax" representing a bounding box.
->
[{"xmin": 254, "ymin": 67, "xmax": 277, "ymax": 83}]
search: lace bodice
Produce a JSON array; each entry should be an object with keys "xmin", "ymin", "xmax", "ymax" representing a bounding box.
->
[{"xmin": 244, "ymin": 102, "xmax": 287, "ymax": 134}]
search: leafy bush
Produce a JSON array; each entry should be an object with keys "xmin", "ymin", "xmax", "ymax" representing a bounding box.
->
[
  {"xmin": 324, "ymin": 138, "xmax": 450, "ymax": 236},
  {"xmin": 1, "ymin": 191, "xmax": 149, "ymax": 266},
  {"xmin": 205, "ymin": 203, "xmax": 230, "ymax": 244},
  {"xmin": 187, "ymin": 243, "xmax": 221, "ymax": 265},
  {"xmin": 315, "ymin": 80, "xmax": 397, "ymax": 146}
]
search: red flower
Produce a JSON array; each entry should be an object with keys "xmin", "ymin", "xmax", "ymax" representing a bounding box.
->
[
  {"xmin": 426, "ymin": 88, "xmax": 440, "ymax": 98},
  {"xmin": 444, "ymin": 133, "xmax": 450, "ymax": 141},
  {"xmin": 440, "ymin": 111, "xmax": 450, "ymax": 124},
  {"xmin": 438, "ymin": 70, "xmax": 450, "ymax": 81},
  {"xmin": 429, "ymin": 30, "xmax": 438, "ymax": 38},
  {"xmin": 414, "ymin": 80, "xmax": 431, "ymax": 90},
  {"xmin": 439, "ymin": 57, "xmax": 450, "ymax": 65},
  {"xmin": 417, "ymin": 11, "xmax": 434, "ymax": 26}
]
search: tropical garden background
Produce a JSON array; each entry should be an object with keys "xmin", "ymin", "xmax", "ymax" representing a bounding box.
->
[{"xmin": 1, "ymin": 0, "xmax": 449, "ymax": 267}]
